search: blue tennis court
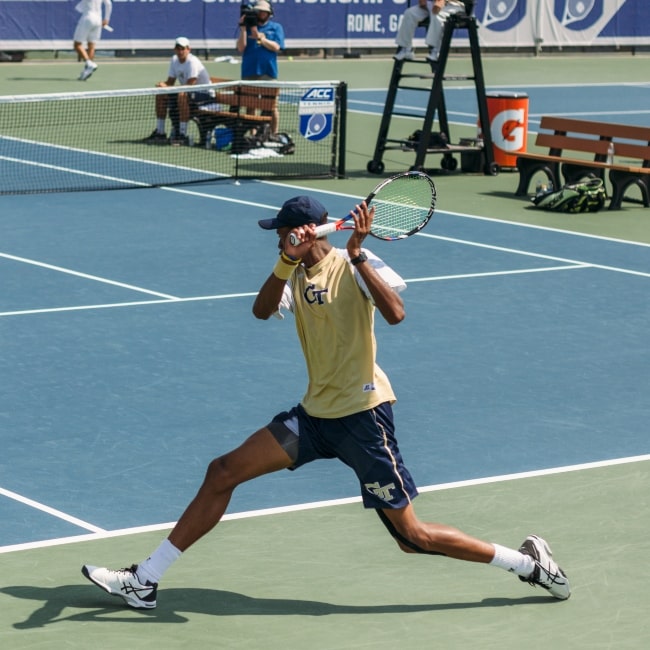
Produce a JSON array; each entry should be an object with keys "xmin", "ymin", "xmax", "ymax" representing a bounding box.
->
[{"xmin": 1, "ymin": 178, "xmax": 648, "ymax": 549}]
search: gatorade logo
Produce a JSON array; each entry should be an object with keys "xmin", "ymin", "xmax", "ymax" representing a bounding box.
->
[{"xmin": 490, "ymin": 108, "xmax": 526, "ymax": 152}]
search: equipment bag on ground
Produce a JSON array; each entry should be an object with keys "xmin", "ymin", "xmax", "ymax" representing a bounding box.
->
[
  {"xmin": 531, "ymin": 177, "xmax": 607, "ymax": 213},
  {"xmin": 235, "ymin": 124, "xmax": 295, "ymax": 155}
]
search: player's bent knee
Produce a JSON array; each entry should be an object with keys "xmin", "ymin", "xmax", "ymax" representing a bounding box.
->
[
  {"xmin": 203, "ymin": 456, "xmax": 239, "ymax": 492},
  {"xmin": 376, "ymin": 509, "xmax": 446, "ymax": 557},
  {"xmin": 395, "ymin": 538, "xmax": 419, "ymax": 554}
]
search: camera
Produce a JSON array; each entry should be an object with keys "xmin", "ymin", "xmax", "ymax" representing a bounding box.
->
[{"xmin": 240, "ymin": 4, "xmax": 259, "ymax": 28}]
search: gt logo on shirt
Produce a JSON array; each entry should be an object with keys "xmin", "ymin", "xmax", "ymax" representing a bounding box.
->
[
  {"xmin": 365, "ymin": 481, "xmax": 396, "ymax": 502},
  {"xmin": 304, "ymin": 284, "xmax": 328, "ymax": 305}
]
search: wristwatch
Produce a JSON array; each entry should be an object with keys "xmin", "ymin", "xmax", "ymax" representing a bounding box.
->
[{"xmin": 350, "ymin": 252, "xmax": 368, "ymax": 266}]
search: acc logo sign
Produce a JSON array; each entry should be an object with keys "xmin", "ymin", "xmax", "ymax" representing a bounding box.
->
[
  {"xmin": 299, "ymin": 87, "xmax": 335, "ymax": 141},
  {"xmin": 490, "ymin": 108, "xmax": 526, "ymax": 152},
  {"xmin": 302, "ymin": 88, "xmax": 334, "ymax": 101}
]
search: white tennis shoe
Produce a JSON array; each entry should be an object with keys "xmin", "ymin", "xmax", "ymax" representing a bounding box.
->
[
  {"xmin": 518, "ymin": 535, "xmax": 571, "ymax": 600},
  {"xmin": 79, "ymin": 61, "xmax": 98, "ymax": 81},
  {"xmin": 82, "ymin": 564, "xmax": 158, "ymax": 609},
  {"xmin": 393, "ymin": 47, "xmax": 415, "ymax": 61}
]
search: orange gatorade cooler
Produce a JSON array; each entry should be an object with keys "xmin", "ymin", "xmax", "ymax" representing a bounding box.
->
[{"xmin": 478, "ymin": 92, "xmax": 529, "ymax": 169}]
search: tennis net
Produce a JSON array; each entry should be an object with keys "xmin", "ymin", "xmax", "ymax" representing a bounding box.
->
[{"xmin": 0, "ymin": 80, "xmax": 347, "ymax": 194}]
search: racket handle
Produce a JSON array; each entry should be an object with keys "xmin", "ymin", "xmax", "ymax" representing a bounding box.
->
[
  {"xmin": 314, "ymin": 222, "xmax": 338, "ymax": 238},
  {"xmin": 288, "ymin": 222, "xmax": 337, "ymax": 246}
]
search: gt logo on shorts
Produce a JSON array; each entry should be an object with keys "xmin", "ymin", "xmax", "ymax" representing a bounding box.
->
[{"xmin": 365, "ymin": 481, "xmax": 396, "ymax": 502}]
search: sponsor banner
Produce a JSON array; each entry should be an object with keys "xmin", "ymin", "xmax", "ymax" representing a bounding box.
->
[
  {"xmin": 0, "ymin": 0, "xmax": 648, "ymax": 51},
  {"xmin": 475, "ymin": 0, "xmax": 650, "ymax": 48}
]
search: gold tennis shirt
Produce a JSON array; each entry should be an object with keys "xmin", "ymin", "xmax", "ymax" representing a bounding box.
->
[{"xmin": 283, "ymin": 248, "xmax": 404, "ymax": 419}]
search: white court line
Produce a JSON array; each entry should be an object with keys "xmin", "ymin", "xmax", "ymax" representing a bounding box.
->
[
  {"xmin": 0, "ymin": 155, "xmax": 150, "ymax": 188},
  {"xmin": 0, "ymin": 135, "xmax": 224, "ymax": 182},
  {"xmin": 0, "ymin": 487, "xmax": 106, "ymax": 536},
  {"xmin": 161, "ymin": 184, "xmax": 278, "ymax": 211},
  {"xmin": 0, "ymin": 252, "xmax": 179, "ymax": 300},
  {"xmin": 1, "ymin": 454, "xmax": 648, "ymax": 555},
  {"xmin": 0, "ymin": 266, "xmax": 588, "ymax": 318},
  {"xmin": 350, "ymin": 82, "xmax": 650, "ymax": 93},
  {"xmin": 0, "ymin": 291, "xmax": 258, "ymax": 318},
  {"xmin": 405, "ymin": 263, "xmax": 589, "ymax": 283},
  {"xmin": 441, "ymin": 209, "xmax": 650, "ymax": 248},
  {"xmin": 421, "ymin": 232, "xmax": 650, "ymax": 278}
]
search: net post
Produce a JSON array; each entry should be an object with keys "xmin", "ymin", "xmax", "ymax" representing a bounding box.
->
[{"xmin": 337, "ymin": 81, "xmax": 348, "ymax": 178}]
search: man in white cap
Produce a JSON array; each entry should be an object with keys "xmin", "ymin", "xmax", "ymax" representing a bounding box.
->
[
  {"xmin": 236, "ymin": 0, "xmax": 285, "ymax": 133},
  {"xmin": 394, "ymin": 0, "xmax": 467, "ymax": 69},
  {"xmin": 73, "ymin": 0, "xmax": 112, "ymax": 81},
  {"xmin": 143, "ymin": 37, "xmax": 214, "ymax": 146}
]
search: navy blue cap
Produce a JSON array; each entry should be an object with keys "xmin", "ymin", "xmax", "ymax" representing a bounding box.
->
[{"xmin": 258, "ymin": 196, "xmax": 327, "ymax": 230}]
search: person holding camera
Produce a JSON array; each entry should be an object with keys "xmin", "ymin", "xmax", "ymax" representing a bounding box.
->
[{"xmin": 236, "ymin": 0, "xmax": 285, "ymax": 133}]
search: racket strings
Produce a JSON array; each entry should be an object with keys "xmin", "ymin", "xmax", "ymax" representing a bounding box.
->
[{"xmin": 370, "ymin": 175, "xmax": 435, "ymax": 240}]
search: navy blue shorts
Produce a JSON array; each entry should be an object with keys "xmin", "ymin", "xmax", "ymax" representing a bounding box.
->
[
  {"xmin": 189, "ymin": 91, "xmax": 216, "ymax": 106},
  {"xmin": 267, "ymin": 402, "xmax": 418, "ymax": 510}
]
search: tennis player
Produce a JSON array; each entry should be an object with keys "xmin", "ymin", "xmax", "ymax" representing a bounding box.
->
[
  {"xmin": 82, "ymin": 195, "xmax": 570, "ymax": 608},
  {"xmin": 73, "ymin": 0, "xmax": 112, "ymax": 81}
]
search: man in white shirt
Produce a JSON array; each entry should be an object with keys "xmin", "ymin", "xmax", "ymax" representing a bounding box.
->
[
  {"xmin": 73, "ymin": 0, "xmax": 112, "ymax": 81},
  {"xmin": 143, "ymin": 37, "xmax": 214, "ymax": 146}
]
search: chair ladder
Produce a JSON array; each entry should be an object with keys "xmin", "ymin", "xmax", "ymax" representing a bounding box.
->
[{"xmin": 367, "ymin": 11, "xmax": 497, "ymax": 176}]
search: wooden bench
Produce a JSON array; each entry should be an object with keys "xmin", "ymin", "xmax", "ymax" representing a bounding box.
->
[
  {"xmin": 191, "ymin": 78, "xmax": 280, "ymax": 151},
  {"xmin": 515, "ymin": 116, "xmax": 650, "ymax": 210}
]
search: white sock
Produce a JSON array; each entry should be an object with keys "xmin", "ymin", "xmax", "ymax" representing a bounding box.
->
[
  {"xmin": 157, "ymin": 119, "xmax": 166, "ymax": 134},
  {"xmin": 489, "ymin": 543, "xmax": 534, "ymax": 577},
  {"xmin": 136, "ymin": 539, "xmax": 182, "ymax": 584}
]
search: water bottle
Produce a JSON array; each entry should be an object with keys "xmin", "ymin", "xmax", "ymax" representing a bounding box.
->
[
  {"xmin": 535, "ymin": 179, "xmax": 547, "ymax": 195},
  {"xmin": 606, "ymin": 142, "xmax": 615, "ymax": 165},
  {"xmin": 205, "ymin": 128, "xmax": 214, "ymax": 149}
]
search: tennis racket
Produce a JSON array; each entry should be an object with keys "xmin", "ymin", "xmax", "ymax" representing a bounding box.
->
[{"xmin": 288, "ymin": 171, "xmax": 436, "ymax": 246}]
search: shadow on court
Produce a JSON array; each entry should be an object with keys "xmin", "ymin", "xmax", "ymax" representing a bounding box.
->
[{"xmin": 1, "ymin": 584, "xmax": 554, "ymax": 628}]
